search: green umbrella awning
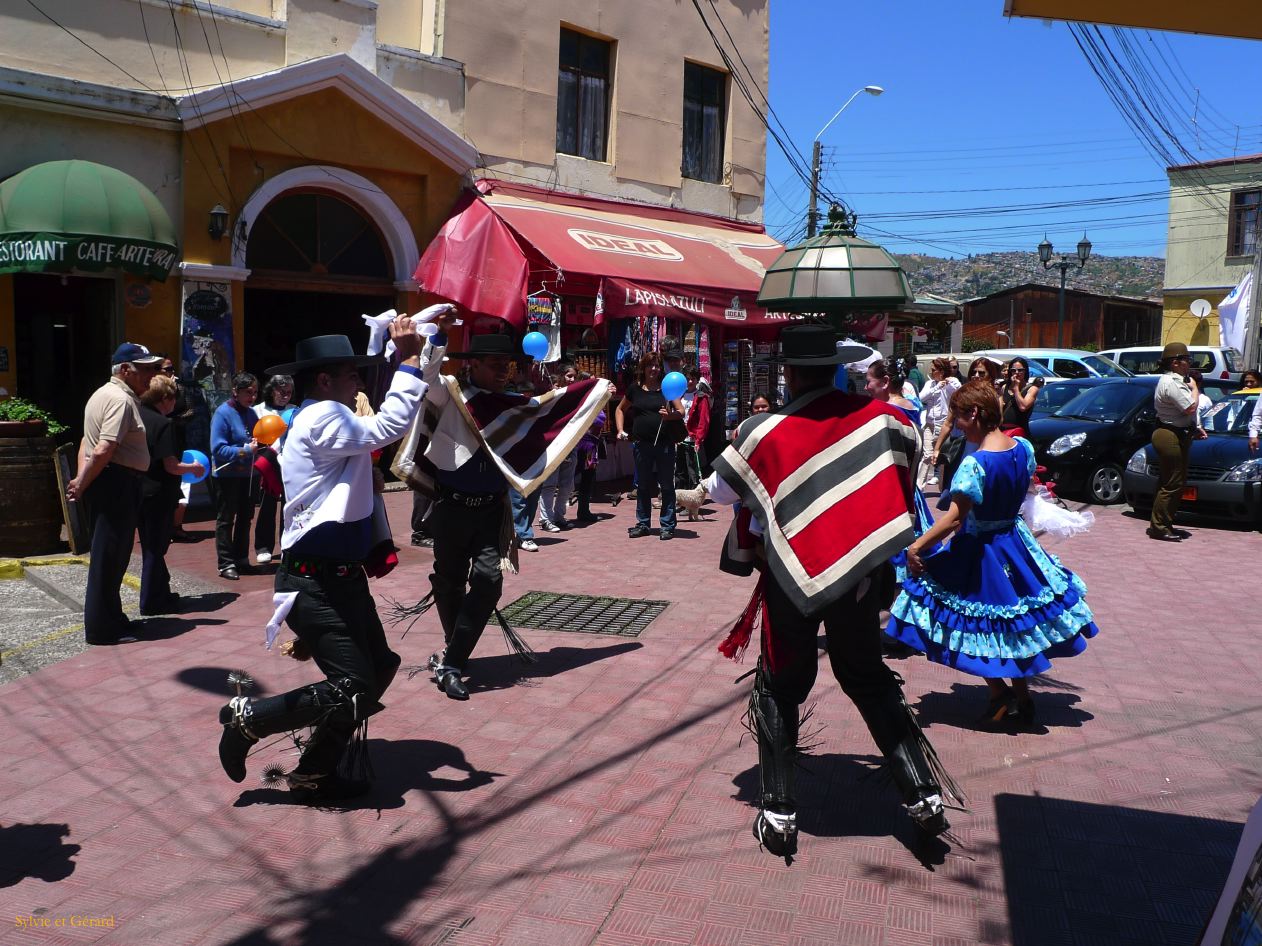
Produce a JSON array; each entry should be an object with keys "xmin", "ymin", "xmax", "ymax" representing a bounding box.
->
[{"xmin": 0, "ymin": 160, "xmax": 179, "ymax": 281}]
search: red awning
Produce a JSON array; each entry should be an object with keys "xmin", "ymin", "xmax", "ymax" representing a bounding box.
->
[{"xmin": 414, "ymin": 179, "xmax": 787, "ymax": 330}]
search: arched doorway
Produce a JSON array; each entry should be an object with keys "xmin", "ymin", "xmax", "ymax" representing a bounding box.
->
[{"xmin": 243, "ymin": 190, "xmax": 396, "ymax": 374}]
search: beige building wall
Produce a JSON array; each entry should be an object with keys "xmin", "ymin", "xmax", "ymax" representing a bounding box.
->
[
  {"xmin": 0, "ymin": 0, "xmax": 767, "ymax": 221},
  {"xmin": 439, "ymin": 0, "xmax": 768, "ymax": 221},
  {"xmin": 1162, "ymin": 158, "xmax": 1262, "ymax": 346}
]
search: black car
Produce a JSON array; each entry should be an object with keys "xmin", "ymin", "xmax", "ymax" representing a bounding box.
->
[
  {"xmin": 1027, "ymin": 376, "xmax": 1240, "ymax": 504},
  {"xmin": 1029, "ymin": 378, "xmax": 1105, "ymax": 422}
]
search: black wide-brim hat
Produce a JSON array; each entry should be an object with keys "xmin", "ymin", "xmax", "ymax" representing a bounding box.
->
[
  {"xmin": 266, "ymin": 334, "xmax": 382, "ymax": 376},
  {"xmin": 446, "ymin": 333, "xmax": 520, "ymax": 359},
  {"xmin": 766, "ymin": 324, "xmax": 874, "ymax": 366}
]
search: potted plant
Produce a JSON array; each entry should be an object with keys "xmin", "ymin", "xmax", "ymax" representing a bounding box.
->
[{"xmin": 0, "ymin": 397, "xmax": 67, "ymax": 438}]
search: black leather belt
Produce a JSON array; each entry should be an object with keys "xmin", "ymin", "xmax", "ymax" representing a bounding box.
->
[
  {"xmin": 281, "ymin": 556, "xmax": 363, "ymax": 578},
  {"xmin": 438, "ymin": 486, "xmax": 505, "ymax": 508}
]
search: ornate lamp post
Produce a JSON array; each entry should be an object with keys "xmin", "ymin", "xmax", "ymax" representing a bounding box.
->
[{"xmin": 1038, "ymin": 233, "xmax": 1092, "ymax": 348}]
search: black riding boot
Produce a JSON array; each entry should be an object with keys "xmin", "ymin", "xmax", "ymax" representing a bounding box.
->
[
  {"xmin": 749, "ymin": 665, "xmax": 800, "ymax": 863},
  {"xmin": 851, "ymin": 683, "xmax": 956, "ymax": 836}
]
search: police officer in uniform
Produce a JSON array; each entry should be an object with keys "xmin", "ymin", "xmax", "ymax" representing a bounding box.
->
[{"xmin": 1148, "ymin": 342, "xmax": 1205, "ymax": 541}]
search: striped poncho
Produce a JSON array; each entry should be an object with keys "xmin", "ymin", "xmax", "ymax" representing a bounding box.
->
[{"xmin": 712, "ymin": 386, "xmax": 918, "ymax": 616}]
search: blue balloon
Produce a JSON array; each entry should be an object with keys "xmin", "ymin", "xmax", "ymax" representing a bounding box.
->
[
  {"xmin": 661, "ymin": 371, "xmax": 687, "ymax": 402},
  {"xmin": 522, "ymin": 331, "xmax": 549, "ymax": 360},
  {"xmin": 181, "ymin": 449, "xmax": 210, "ymax": 484}
]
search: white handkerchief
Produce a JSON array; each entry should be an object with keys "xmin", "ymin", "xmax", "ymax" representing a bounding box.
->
[
  {"xmin": 265, "ymin": 591, "xmax": 300, "ymax": 650},
  {"xmin": 363, "ymin": 309, "xmax": 397, "ymax": 357}
]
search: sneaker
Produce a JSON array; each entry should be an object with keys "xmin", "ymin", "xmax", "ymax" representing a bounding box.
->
[
  {"xmin": 255, "ymin": 550, "xmax": 273, "ymax": 564},
  {"xmin": 926, "ymin": 475, "xmax": 939, "ymax": 486},
  {"xmin": 410, "ymin": 534, "xmax": 435, "ymax": 548},
  {"xmin": 518, "ymin": 539, "xmax": 539, "ymax": 552},
  {"xmin": 659, "ymin": 529, "xmax": 675, "ymax": 541},
  {"xmin": 627, "ymin": 525, "xmax": 651, "ymax": 538},
  {"xmin": 539, "ymin": 519, "xmax": 561, "ymax": 533}
]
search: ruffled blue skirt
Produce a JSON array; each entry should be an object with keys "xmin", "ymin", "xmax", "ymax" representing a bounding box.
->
[{"xmin": 886, "ymin": 518, "xmax": 1097, "ymax": 678}]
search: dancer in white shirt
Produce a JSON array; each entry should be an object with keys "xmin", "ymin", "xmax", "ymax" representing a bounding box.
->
[{"xmin": 216, "ymin": 311, "xmax": 452, "ymax": 803}]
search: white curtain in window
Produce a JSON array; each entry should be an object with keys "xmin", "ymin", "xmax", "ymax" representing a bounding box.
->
[
  {"xmin": 683, "ymin": 99, "xmax": 722, "ymax": 182},
  {"xmin": 577, "ymin": 74, "xmax": 606, "ymax": 160}
]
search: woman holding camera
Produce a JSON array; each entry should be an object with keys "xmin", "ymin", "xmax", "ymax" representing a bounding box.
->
[{"xmin": 1000, "ymin": 356, "xmax": 1042, "ymax": 437}]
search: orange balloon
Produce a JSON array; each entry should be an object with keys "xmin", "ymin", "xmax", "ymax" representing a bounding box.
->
[{"xmin": 254, "ymin": 413, "xmax": 288, "ymax": 446}]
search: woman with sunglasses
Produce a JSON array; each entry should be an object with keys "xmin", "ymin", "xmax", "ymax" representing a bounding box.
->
[
  {"xmin": 930, "ymin": 358, "xmax": 1001, "ymax": 507},
  {"xmin": 1000, "ymin": 356, "xmax": 1042, "ymax": 438}
]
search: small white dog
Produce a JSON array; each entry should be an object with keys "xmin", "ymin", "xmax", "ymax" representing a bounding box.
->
[{"xmin": 675, "ymin": 483, "xmax": 708, "ymax": 521}]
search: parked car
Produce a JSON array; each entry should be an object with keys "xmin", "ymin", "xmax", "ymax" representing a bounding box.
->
[
  {"xmin": 977, "ymin": 347, "xmax": 1132, "ymax": 380},
  {"xmin": 1097, "ymin": 345, "xmax": 1245, "ymax": 381},
  {"xmin": 1123, "ymin": 388, "xmax": 1262, "ymax": 526},
  {"xmin": 1027, "ymin": 376, "xmax": 1240, "ymax": 504},
  {"xmin": 1029, "ymin": 377, "xmax": 1103, "ymax": 421}
]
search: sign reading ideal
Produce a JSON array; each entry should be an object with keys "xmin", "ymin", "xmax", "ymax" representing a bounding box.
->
[{"xmin": 0, "ymin": 231, "xmax": 178, "ymax": 281}]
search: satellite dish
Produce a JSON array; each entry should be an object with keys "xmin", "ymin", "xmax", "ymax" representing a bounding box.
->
[{"xmin": 1190, "ymin": 298, "xmax": 1212, "ymax": 318}]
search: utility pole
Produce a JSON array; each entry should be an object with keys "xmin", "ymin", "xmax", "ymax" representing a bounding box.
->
[
  {"xmin": 807, "ymin": 140, "xmax": 821, "ymax": 238},
  {"xmin": 1242, "ymin": 212, "xmax": 1262, "ymax": 370}
]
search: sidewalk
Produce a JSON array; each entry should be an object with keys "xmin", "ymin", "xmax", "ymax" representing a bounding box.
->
[{"xmin": 2, "ymin": 490, "xmax": 1259, "ymax": 946}]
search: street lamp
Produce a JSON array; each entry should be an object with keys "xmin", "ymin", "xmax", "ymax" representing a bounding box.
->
[
  {"xmin": 1037, "ymin": 233, "xmax": 1092, "ymax": 348},
  {"xmin": 996, "ymin": 330, "xmax": 1009, "ymax": 348},
  {"xmin": 807, "ymin": 85, "xmax": 883, "ymax": 237}
]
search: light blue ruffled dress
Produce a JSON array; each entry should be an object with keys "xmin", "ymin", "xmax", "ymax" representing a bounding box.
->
[{"xmin": 886, "ymin": 437, "xmax": 1097, "ymax": 678}]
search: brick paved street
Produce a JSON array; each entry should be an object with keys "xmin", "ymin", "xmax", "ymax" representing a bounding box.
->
[{"xmin": 2, "ymin": 490, "xmax": 1260, "ymax": 946}]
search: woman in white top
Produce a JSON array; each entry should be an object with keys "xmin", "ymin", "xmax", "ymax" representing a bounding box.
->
[{"xmin": 917, "ymin": 356, "xmax": 960, "ymax": 486}]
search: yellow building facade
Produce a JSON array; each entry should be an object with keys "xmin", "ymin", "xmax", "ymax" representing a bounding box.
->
[{"xmin": 1162, "ymin": 155, "xmax": 1262, "ymax": 347}]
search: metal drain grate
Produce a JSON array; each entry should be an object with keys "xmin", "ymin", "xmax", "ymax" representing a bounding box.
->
[{"xmin": 499, "ymin": 591, "xmax": 669, "ymax": 637}]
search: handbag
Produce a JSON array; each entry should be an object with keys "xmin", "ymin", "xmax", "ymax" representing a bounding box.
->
[{"xmin": 938, "ymin": 433, "xmax": 966, "ymax": 470}]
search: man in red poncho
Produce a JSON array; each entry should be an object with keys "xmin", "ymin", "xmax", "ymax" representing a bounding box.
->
[{"xmin": 689, "ymin": 324, "xmax": 963, "ymax": 864}]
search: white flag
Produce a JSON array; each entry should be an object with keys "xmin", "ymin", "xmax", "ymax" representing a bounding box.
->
[{"xmin": 1218, "ymin": 271, "xmax": 1252, "ymax": 353}]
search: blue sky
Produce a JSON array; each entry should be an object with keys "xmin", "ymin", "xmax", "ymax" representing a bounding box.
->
[{"xmin": 763, "ymin": 3, "xmax": 1262, "ymax": 259}]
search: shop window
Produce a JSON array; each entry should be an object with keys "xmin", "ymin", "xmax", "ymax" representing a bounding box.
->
[
  {"xmin": 246, "ymin": 192, "xmax": 389, "ymax": 278},
  {"xmin": 557, "ymin": 28, "xmax": 612, "ymax": 162},
  {"xmin": 682, "ymin": 62, "xmax": 725, "ymax": 184},
  {"xmin": 1227, "ymin": 189, "xmax": 1261, "ymax": 257}
]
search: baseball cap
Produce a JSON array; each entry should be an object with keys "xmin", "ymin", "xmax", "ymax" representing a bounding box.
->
[{"xmin": 111, "ymin": 342, "xmax": 162, "ymax": 366}]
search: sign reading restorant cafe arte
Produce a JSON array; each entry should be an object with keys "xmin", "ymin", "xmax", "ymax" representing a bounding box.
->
[{"xmin": 0, "ymin": 232, "xmax": 178, "ymax": 281}]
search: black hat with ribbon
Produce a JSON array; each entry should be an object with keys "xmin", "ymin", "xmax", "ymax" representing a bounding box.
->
[
  {"xmin": 265, "ymin": 335, "xmax": 381, "ymax": 376},
  {"xmin": 446, "ymin": 333, "xmax": 520, "ymax": 359},
  {"xmin": 772, "ymin": 324, "xmax": 874, "ymax": 366}
]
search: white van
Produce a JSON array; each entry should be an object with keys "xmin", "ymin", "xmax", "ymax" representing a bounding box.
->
[
  {"xmin": 1097, "ymin": 345, "xmax": 1244, "ymax": 381},
  {"xmin": 976, "ymin": 348, "xmax": 1131, "ymax": 380}
]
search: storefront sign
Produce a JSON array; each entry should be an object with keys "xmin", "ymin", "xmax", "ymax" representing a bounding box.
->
[
  {"xmin": 599, "ymin": 276, "xmax": 793, "ymax": 328},
  {"xmin": 567, "ymin": 229, "xmax": 684, "ymax": 262},
  {"xmin": 0, "ymin": 232, "xmax": 178, "ymax": 281}
]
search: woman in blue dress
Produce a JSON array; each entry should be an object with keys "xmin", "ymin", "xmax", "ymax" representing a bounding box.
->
[{"xmin": 886, "ymin": 380, "xmax": 1098, "ymax": 725}]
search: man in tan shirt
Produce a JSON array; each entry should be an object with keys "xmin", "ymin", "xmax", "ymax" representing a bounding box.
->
[{"xmin": 70, "ymin": 342, "xmax": 162, "ymax": 645}]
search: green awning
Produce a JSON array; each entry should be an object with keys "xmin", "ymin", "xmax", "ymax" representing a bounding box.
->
[{"xmin": 0, "ymin": 160, "xmax": 179, "ymax": 281}]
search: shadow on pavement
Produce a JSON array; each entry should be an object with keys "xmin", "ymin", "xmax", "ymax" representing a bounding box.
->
[
  {"xmin": 177, "ymin": 665, "xmax": 274, "ymax": 696},
  {"xmin": 996, "ymin": 793, "xmax": 1240, "ymax": 946},
  {"xmin": 912, "ymin": 681, "xmax": 1094, "ymax": 735},
  {"xmin": 232, "ymin": 738, "xmax": 502, "ymax": 812},
  {"xmin": 170, "ymin": 590, "xmax": 239, "ymax": 613},
  {"xmin": 134, "ymin": 615, "xmax": 228, "ymax": 642},
  {"xmin": 402, "ymin": 640, "xmax": 643, "ymax": 694},
  {"xmin": 0, "ymin": 822, "xmax": 80, "ymax": 888}
]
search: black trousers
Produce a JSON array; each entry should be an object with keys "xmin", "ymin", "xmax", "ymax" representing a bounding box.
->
[
  {"xmin": 576, "ymin": 466, "xmax": 597, "ymax": 517},
  {"xmin": 428, "ymin": 494, "xmax": 506, "ymax": 673},
  {"xmin": 411, "ymin": 489, "xmax": 433, "ymax": 540},
  {"xmin": 757, "ymin": 570, "xmax": 937, "ymax": 809},
  {"xmin": 254, "ymin": 490, "xmax": 281, "ymax": 554},
  {"xmin": 82, "ymin": 466, "xmax": 142, "ymax": 644},
  {"xmin": 214, "ymin": 476, "xmax": 254, "ymax": 569},
  {"xmin": 137, "ymin": 491, "xmax": 177, "ymax": 613},
  {"xmin": 239, "ymin": 565, "xmax": 400, "ymax": 776}
]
